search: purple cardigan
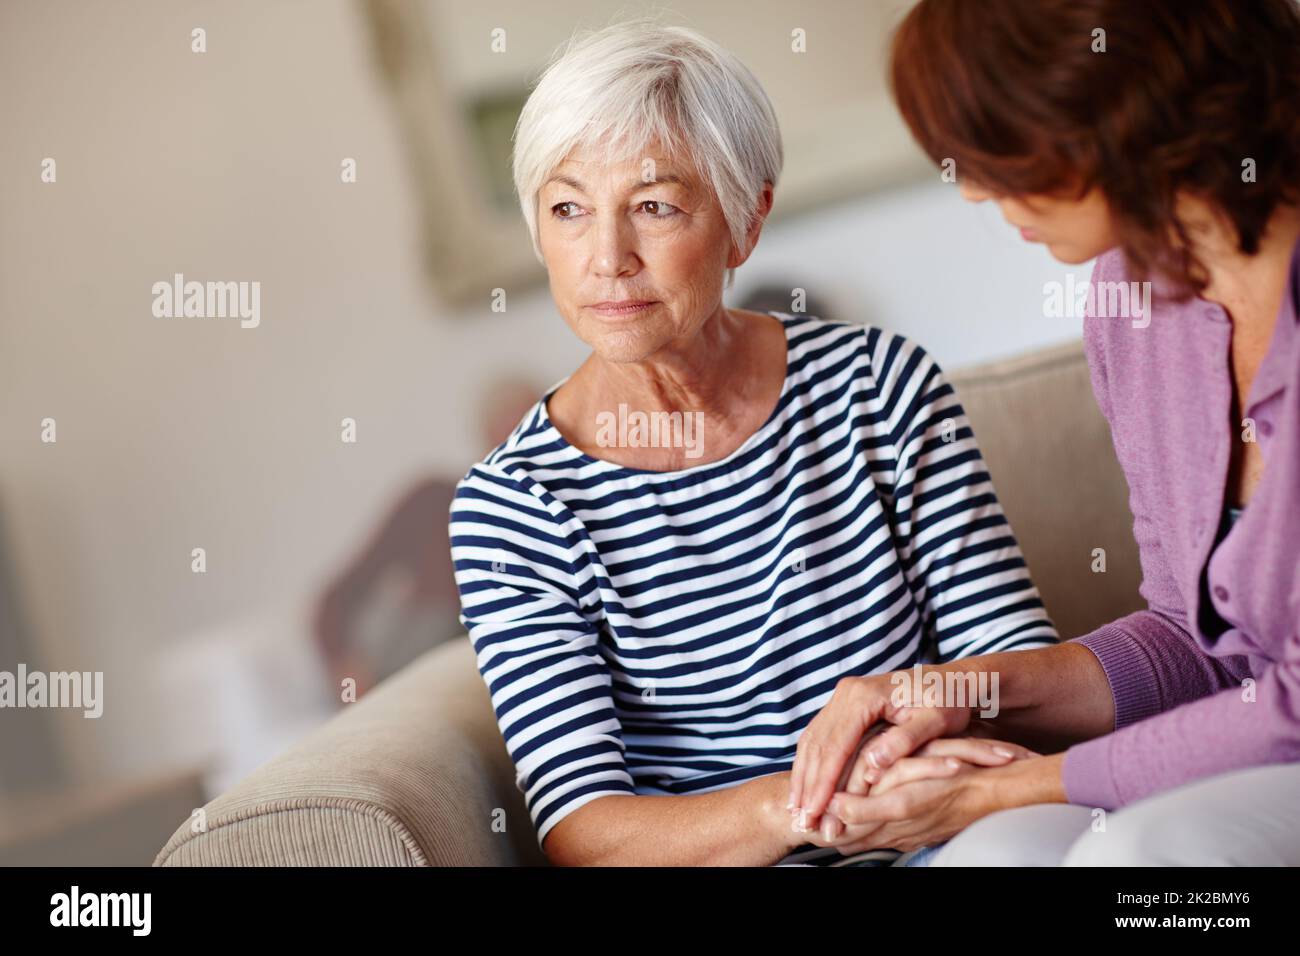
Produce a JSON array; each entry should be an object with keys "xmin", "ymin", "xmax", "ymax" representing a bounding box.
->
[{"xmin": 1061, "ymin": 237, "xmax": 1300, "ymax": 809}]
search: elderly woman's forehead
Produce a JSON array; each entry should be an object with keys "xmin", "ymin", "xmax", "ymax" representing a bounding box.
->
[{"xmin": 548, "ymin": 154, "xmax": 699, "ymax": 187}]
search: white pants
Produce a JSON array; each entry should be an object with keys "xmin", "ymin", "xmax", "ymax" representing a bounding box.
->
[{"xmin": 926, "ymin": 762, "xmax": 1300, "ymax": 866}]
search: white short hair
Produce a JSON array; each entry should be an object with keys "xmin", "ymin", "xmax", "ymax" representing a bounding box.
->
[{"xmin": 512, "ymin": 19, "xmax": 783, "ymax": 273}]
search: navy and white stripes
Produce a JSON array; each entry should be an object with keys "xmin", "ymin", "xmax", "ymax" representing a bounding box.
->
[{"xmin": 450, "ymin": 313, "xmax": 1057, "ymax": 864}]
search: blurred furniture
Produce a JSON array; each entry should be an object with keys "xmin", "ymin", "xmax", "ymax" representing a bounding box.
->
[
  {"xmin": 313, "ymin": 477, "xmax": 464, "ymax": 698},
  {"xmin": 151, "ymin": 378, "xmax": 541, "ymax": 806},
  {"xmin": 152, "ymin": 599, "xmax": 341, "ymax": 799},
  {"xmin": 155, "ymin": 339, "xmax": 1143, "ymax": 866}
]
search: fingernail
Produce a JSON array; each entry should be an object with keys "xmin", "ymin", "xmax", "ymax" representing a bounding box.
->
[
  {"xmin": 786, "ymin": 793, "xmax": 795, "ymax": 810},
  {"xmin": 993, "ymin": 746, "xmax": 1014, "ymax": 758},
  {"xmin": 821, "ymin": 818, "xmax": 835, "ymax": 842},
  {"xmin": 946, "ymin": 757, "xmax": 961, "ymax": 770},
  {"xmin": 867, "ymin": 749, "xmax": 882, "ymax": 769}
]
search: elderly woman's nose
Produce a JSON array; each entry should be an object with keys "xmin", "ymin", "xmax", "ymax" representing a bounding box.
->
[{"xmin": 591, "ymin": 214, "xmax": 639, "ymax": 276}]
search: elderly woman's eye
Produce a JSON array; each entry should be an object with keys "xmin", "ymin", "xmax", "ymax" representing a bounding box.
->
[
  {"xmin": 640, "ymin": 200, "xmax": 679, "ymax": 217},
  {"xmin": 551, "ymin": 202, "xmax": 582, "ymax": 219}
]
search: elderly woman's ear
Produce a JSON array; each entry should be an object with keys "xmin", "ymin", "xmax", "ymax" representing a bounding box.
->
[{"xmin": 728, "ymin": 182, "xmax": 776, "ymax": 269}]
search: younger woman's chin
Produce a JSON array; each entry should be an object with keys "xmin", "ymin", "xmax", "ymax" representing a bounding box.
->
[{"xmin": 1043, "ymin": 241, "xmax": 1106, "ymax": 265}]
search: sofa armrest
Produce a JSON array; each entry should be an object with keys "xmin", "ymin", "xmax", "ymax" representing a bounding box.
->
[{"xmin": 154, "ymin": 637, "xmax": 546, "ymax": 866}]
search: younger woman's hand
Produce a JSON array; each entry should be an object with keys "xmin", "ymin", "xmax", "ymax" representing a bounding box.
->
[
  {"xmin": 793, "ymin": 759, "xmax": 984, "ymax": 855},
  {"xmin": 794, "ymin": 738, "xmax": 1035, "ymax": 851},
  {"xmin": 845, "ymin": 736, "xmax": 1038, "ymax": 796},
  {"xmin": 823, "ymin": 752, "xmax": 1067, "ymax": 856}
]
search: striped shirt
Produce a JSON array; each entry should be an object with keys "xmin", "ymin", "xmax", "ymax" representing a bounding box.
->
[{"xmin": 450, "ymin": 313, "xmax": 1058, "ymax": 865}]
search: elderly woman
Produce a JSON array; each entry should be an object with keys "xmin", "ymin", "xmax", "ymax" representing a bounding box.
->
[{"xmin": 449, "ymin": 20, "xmax": 1055, "ymax": 867}]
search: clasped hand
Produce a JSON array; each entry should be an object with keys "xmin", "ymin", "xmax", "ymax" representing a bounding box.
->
[{"xmin": 784, "ymin": 673, "xmax": 1037, "ymax": 855}]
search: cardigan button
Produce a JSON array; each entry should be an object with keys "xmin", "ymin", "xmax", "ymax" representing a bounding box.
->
[{"xmin": 1213, "ymin": 585, "xmax": 1230, "ymax": 602}]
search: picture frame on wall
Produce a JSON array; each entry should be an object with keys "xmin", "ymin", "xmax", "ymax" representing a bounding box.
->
[{"xmin": 361, "ymin": 0, "xmax": 931, "ymax": 308}]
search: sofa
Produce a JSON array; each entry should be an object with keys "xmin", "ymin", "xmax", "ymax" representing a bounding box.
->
[{"xmin": 154, "ymin": 339, "xmax": 1143, "ymax": 866}]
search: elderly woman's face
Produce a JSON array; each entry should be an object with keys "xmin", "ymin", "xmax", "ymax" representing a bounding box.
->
[{"xmin": 537, "ymin": 141, "xmax": 740, "ymax": 363}]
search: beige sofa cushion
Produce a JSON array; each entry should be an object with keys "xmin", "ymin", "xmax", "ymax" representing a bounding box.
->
[
  {"xmin": 948, "ymin": 340, "xmax": 1142, "ymax": 640},
  {"xmin": 155, "ymin": 637, "xmax": 544, "ymax": 866}
]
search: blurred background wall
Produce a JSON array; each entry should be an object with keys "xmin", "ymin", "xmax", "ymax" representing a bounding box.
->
[{"xmin": 0, "ymin": 0, "xmax": 1090, "ymax": 859}]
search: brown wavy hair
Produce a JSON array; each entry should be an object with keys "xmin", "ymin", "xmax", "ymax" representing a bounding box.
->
[{"xmin": 890, "ymin": 0, "xmax": 1300, "ymax": 295}]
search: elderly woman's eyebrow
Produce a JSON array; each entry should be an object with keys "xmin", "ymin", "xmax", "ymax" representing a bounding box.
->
[
  {"xmin": 544, "ymin": 173, "xmax": 587, "ymax": 192},
  {"xmin": 542, "ymin": 172, "xmax": 691, "ymax": 192},
  {"xmin": 633, "ymin": 173, "xmax": 688, "ymax": 187}
]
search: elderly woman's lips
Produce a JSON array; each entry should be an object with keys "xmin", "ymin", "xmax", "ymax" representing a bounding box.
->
[{"xmin": 588, "ymin": 300, "xmax": 658, "ymax": 316}]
